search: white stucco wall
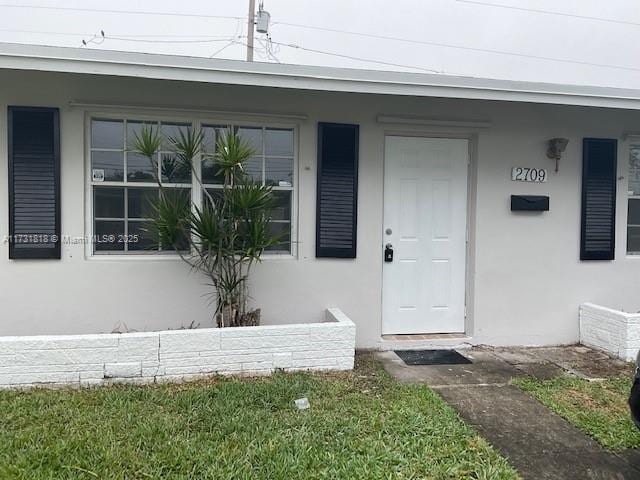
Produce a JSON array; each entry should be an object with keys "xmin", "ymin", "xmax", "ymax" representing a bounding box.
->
[{"xmin": 1, "ymin": 69, "xmax": 640, "ymax": 348}]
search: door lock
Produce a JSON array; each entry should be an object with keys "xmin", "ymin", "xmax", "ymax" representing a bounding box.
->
[{"xmin": 384, "ymin": 243, "xmax": 394, "ymax": 262}]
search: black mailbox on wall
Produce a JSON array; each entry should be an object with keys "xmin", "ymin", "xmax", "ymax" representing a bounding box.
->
[{"xmin": 511, "ymin": 195, "xmax": 549, "ymax": 212}]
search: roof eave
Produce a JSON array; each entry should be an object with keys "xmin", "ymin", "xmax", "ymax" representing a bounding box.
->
[{"xmin": 1, "ymin": 43, "xmax": 640, "ymax": 111}]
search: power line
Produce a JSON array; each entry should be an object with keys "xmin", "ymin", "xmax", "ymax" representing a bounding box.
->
[
  {"xmin": 271, "ymin": 21, "xmax": 640, "ymax": 73},
  {"xmin": 209, "ymin": 40, "xmax": 242, "ymax": 58},
  {"xmin": 0, "ymin": 3, "xmax": 242, "ymax": 20},
  {"xmin": 103, "ymin": 36, "xmax": 244, "ymax": 45},
  {"xmin": 455, "ymin": 0, "xmax": 640, "ymax": 28},
  {"xmin": 0, "ymin": 29, "xmax": 245, "ymax": 40},
  {"xmin": 268, "ymin": 40, "xmax": 444, "ymax": 74}
]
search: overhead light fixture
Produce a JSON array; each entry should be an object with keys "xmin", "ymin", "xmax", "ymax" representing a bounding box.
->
[{"xmin": 546, "ymin": 138, "xmax": 569, "ymax": 172}]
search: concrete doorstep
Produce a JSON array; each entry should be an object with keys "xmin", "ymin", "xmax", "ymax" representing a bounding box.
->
[{"xmin": 376, "ymin": 347, "xmax": 640, "ymax": 480}]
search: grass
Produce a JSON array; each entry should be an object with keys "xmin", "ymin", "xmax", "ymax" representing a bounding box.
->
[
  {"xmin": 513, "ymin": 375, "xmax": 640, "ymax": 451},
  {"xmin": 0, "ymin": 353, "xmax": 518, "ymax": 479}
]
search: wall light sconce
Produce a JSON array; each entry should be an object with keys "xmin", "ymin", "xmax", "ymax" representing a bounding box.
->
[{"xmin": 546, "ymin": 138, "xmax": 569, "ymax": 172}]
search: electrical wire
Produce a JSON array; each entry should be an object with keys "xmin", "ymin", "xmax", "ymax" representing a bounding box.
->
[
  {"xmin": 0, "ymin": 3, "xmax": 242, "ymax": 20},
  {"xmin": 455, "ymin": 0, "xmax": 640, "ymax": 28},
  {"xmin": 271, "ymin": 21, "xmax": 640, "ymax": 73},
  {"xmin": 0, "ymin": 29, "xmax": 245, "ymax": 39},
  {"xmin": 209, "ymin": 40, "xmax": 241, "ymax": 58},
  {"xmin": 103, "ymin": 36, "xmax": 244, "ymax": 45},
  {"xmin": 261, "ymin": 40, "xmax": 444, "ymax": 73}
]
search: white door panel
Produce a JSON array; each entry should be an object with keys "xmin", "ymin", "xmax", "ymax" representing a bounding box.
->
[{"xmin": 382, "ymin": 136, "xmax": 468, "ymax": 334}]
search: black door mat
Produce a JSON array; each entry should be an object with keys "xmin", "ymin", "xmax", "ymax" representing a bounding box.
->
[{"xmin": 394, "ymin": 349, "xmax": 472, "ymax": 366}]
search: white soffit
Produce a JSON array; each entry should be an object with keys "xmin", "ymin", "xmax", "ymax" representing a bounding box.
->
[{"xmin": 3, "ymin": 43, "xmax": 640, "ymax": 111}]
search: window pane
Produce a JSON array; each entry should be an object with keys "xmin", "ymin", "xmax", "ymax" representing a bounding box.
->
[
  {"xmin": 271, "ymin": 191, "xmax": 291, "ymax": 221},
  {"xmin": 266, "ymin": 222, "xmax": 291, "ymax": 253},
  {"xmin": 128, "ymin": 188, "xmax": 158, "ymax": 219},
  {"xmin": 265, "ymin": 157, "xmax": 293, "ymax": 186},
  {"xmin": 204, "ymin": 188, "xmax": 224, "ymax": 209},
  {"xmin": 161, "ymin": 152, "xmax": 192, "ymax": 183},
  {"xmin": 126, "ymin": 121, "xmax": 156, "ymax": 150},
  {"xmin": 265, "ymin": 129, "xmax": 293, "ymax": 156},
  {"xmin": 94, "ymin": 220, "xmax": 124, "ymax": 252},
  {"xmin": 629, "ymin": 198, "xmax": 640, "ymax": 226},
  {"xmin": 94, "ymin": 187, "xmax": 124, "ymax": 219},
  {"xmin": 630, "ymin": 147, "xmax": 640, "ymax": 196},
  {"xmin": 243, "ymin": 156, "xmax": 263, "ymax": 182},
  {"xmin": 91, "ymin": 120, "xmax": 123, "ymax": 149},
  {"xmin": 128, "ymin": 221, "xmax": 157, "ymax": 251},
  {"xmin": 127, "ymin": 152, "xmax": 156, "ymax": 182},
  {"xmin": 237, "ymin": 127, "xmax": 263, "ymax": 155},
  {"xmin": 202, "ymin": 125, "xmax": 229, "ymax": 154},
  {"xmin": 92, "ymin": 151, "xmax": 124, "ymax": 182},
  {"xmin": 202, "ymin": 155, "xmax": 224, "ymax": 184},
  {"xmin": 628, "ymin": 226, "xmax": 640, "ymax": 253},
  {"xmin": 161, "ymin": 123, "xmax": 190, "ymax": 150}
]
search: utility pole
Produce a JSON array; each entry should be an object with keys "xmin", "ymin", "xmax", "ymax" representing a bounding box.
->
[{"xmin": 246, "ymin": 0, "xmax": 256, "ymax": 61}]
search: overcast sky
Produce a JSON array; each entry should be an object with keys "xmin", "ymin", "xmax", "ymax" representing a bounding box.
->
[{"xmin": 1, "ymin": 0, "xmax": 639, "ymax": 88}]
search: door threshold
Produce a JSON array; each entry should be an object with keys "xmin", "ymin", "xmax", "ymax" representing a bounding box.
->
[
  {"xmin": 382, "ymin": 333, "xmax": 467, "ymax": 341},
  {"xmin": 378, "ymin": 333, "xmax": 472, "ymax": 351}
]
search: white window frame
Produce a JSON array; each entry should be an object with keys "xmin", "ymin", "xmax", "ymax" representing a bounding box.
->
[
  {"xmin": 84, "ymin": 111, "xmax": 299, "ymax": 260},
  {"xmin": 627, "ymin": 143, "xmax": 640, "ymax": 256}
]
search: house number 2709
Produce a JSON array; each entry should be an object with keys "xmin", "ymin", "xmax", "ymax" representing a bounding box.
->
[{"xmin": 511, "ymin": 167, "xmax": 547, "ymax": 183}]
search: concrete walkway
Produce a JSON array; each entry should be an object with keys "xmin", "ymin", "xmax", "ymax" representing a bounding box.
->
[{"xmin": 377, "ymin": 347, "xmax": 640, "ymax": 480}]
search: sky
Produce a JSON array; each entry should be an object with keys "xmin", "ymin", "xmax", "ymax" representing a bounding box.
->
[{"xmin": 0, "ymin": 0, "xmax": 639, "ymax": 88}]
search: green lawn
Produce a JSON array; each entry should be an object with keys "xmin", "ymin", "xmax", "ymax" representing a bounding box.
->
[
  {"xmin": 514, "ymin": 375, "xmax": 640, "ymax": 451},
  {"xmin": 0, "ymin": 354, "xmax": 517, "ymax": 479}
]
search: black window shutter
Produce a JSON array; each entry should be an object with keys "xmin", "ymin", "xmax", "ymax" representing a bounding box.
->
[
  {"xmin": 316, "ymin": 123, "xmax": 359, "ymax": 258},
  {"xmin": 8, "ymin": 106, "xmax": 61, "ymax": 259},
  {"xmin": 580, "ymin": 138, "xmax": 617, "ymax": 261}
]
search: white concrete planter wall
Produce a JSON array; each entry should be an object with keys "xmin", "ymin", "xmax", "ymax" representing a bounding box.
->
[
  {"xmin": 579, "ymin": 303, "xmax": 640, "ymax": 361},
  {"xmin": 0, "ymin": 308, "xmax": 355, "ymax": 388}
]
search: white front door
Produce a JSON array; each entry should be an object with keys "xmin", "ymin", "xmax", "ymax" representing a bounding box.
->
[{"xmin": 382, "ymin": 136, "xmax": 468, "ymax": 334}]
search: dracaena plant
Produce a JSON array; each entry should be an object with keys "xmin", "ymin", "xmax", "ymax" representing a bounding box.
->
[{"xmin": 132, "ymin": 125, "xmax": 282, "ymax": 327}]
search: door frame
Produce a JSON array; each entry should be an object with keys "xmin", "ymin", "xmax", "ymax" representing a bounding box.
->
[{"xmin": 380, "ymin": 130, "xmax": 479, "ymax": 336}]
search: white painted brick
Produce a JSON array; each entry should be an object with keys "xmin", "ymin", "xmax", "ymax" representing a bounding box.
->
[
  {"xmin": 0, "ymin": 308, "xmax": 355, "ymax": 388},
  {"xmin": 0, "ymin": 334, "xmax": 117, "ymax": 354},
  {"xmin": 581, "ymin": 303, "xmax": 640, "ymax": 361},
  {"xmin": 105, "ymin": 362, "xmax": 142, "ymax": 378},
  {"xmin": 242, "ymin": 361, "xmax": 274, "ymax": 371},
  {"xmin": 293, "ymin": 349, "xmax": 354, "ymax": 360},
  {"xmin": 117, "ymin": 333, "xmax": 159, "ymax": 362},
  {"xmin": 291, "ymin": 357, "xmax": 338, "ymax": 368},
  {"xmin": 273, "ymin": 352, "xmax": 292, "ymax": 368},
  {"xmin": 309, "ymin": 324, "xmax": 355, "ymax": 342},
  {"xmin": 0, "ymin": 348, "xmax": 116, "ymax": 367},
  {"xmin": 143, "ymin": 365, "xmax": 164, "ymax": 377},
  {"xmin": 200, "ymin": 352, "xmax": 273, "ymax": 364},
  {"xmin": 160, "ymin": 356, "xmax": 202, "ymax": 367},
  {"xmin": 164, "ymin": 365, "xmax": 203, "ymax": 375},
  {"xmin": 336, "ymin": 357, "xmax": 355, "ymax": 370},
  {"xmin": 222, "ymin": 334, "xmax": 310, "ymax": 351},
  {"xmin": 220, "ymin": 324, "xmax": 309, "ymax": 338},
  {"xmin": 0, "ymin": 372, "xmax": 80, "ymax": 385},
  {"xmin": 159, "ymin": 329, "xmax": 220, "ymax": 354},
  {"xmin": 0, "ymin": 363, "xmax": 104, "ymax": 374},
  {"xmin": 80, "ymin": 370, "xmax": 105, "ymax": 381}
]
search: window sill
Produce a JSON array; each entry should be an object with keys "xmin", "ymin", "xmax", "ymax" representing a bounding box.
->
[{"xmin": 85, "ymin": 252, "xmax": 297, "ymax": 261}]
